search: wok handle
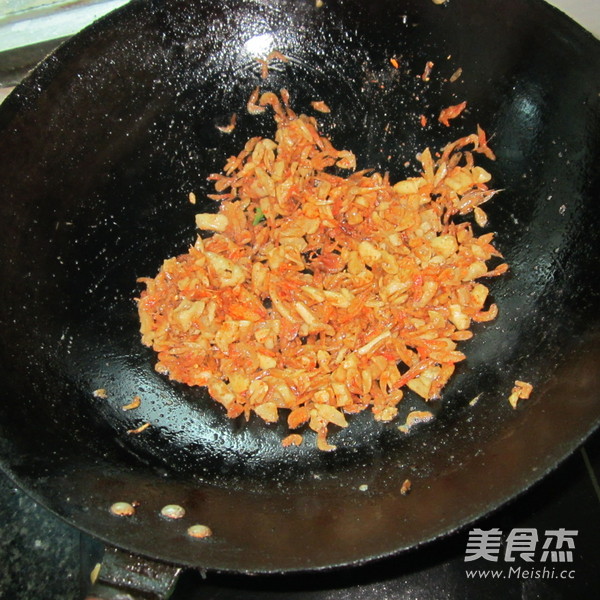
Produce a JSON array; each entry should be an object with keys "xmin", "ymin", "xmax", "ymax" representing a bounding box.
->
[{"xmin": 84, "ymin": 546, "xmax": 183, "ymax": 600}]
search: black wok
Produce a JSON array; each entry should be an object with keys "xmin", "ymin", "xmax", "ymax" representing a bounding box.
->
[{"xmin": 0, "ymin": 0, "xmax": 599, "ymax": 590}]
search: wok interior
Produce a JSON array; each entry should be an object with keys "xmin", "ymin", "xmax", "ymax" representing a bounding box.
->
[{"xmin": 0, "ymin": 0, "xmax": 598, "ymax": 571}]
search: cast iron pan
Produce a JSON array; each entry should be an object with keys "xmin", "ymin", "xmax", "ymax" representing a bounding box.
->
[{"xmin": 0, "ymin": 0, "xmax": 598, "ymax": 580}]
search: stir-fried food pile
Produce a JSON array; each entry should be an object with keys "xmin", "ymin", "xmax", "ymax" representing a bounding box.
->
[{"xmin": 137, "ymin": 90, "xmax": 507, "ymax": 450}]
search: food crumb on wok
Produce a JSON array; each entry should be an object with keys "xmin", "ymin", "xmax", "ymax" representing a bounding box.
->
[
  {"xmin": 90, "ymin": 562, "xmax": 101, "ymax": 585},
  {"xmin": 449, "ymin": 67, "xmax": 463, "ymax": 83},
  {"xmin": 187, "ymin": 524, "xmax": 213, "ymax": 539},
  {"xmin": 110, "ymin": 502, "xmax": 135, "ymax": 517},
  {"xmin": 469, "ymin": 392, "xmax": 483, "ymax": 407},
  {"xmin": 508, "ymin": 380, "xmax": 533, "ymax": 409},
  {"xmin": 400, "ymin": 478, "xmax": 412, "ymax": 495},
  {"xmin": 161, "ymin": 504, "xmax": 186, "ymax": 519},
  {"xmin": 473, "ymin": 205, "xmax": 489, "ymax": 228},
  {"xmin": 121, "ymin": 395, "xmax": 141, "ymax": 411},
  {"xmin": 419, "ymin": 114, "xmax": 428, "ymax": 127},
  {"xmin": 137, "ymin": 90, "xmax": 506, "ymax": 450},
  {"xmin": 189, "ymin": 192, "xmax": 197, "ymax": 205},
  {"xmin": 398, "ymin": 410, "xmax": 435, "ymax": 434},
  {"xmin": 216, "ymin": 113, "xmax": 237, "ymax": 134},
  {"xmin": 257, "ymin": 50, "xmax": 290, "ymax": 80},
  {"xmin": 421, "ymin": 61, "xmax": 434, "ymax": 82},
  {"xmin": 358, "ymin": 484, "xmax": 369, "ymax": 492},
  {"xmin": 93, "ymin": 388, "xmax": 107, "ymax": 399},
  {"xmin": 439, "ymin": 101, "xmax": 468, "ymax": 127},
  {"xmin": 246, "ymin": 86, "xmax": 266, "ymax": 115},
  {"xmin": 389, "ymin": 57, "xmax": 399, "ymax": 69},
  {"xmin": 127, "ymin": 422, "xmax": 151, "ymax": 435},
  {"xmin": 311, "ymin": 100, "xmax": 331, "ymax": 113},
  {"xmin": 282, "ymin": 433, "xmax": 303, "ymax": 447}
]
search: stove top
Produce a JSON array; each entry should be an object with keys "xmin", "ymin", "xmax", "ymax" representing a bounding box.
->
[{"xmin": 0, "ymin": 429, "xmax": 597, "ymax": 599}]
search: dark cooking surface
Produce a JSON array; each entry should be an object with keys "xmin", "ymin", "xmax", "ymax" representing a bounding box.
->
[
  {"xmin": 0, "ymin": 430, "xmax": 598, "ymax": 599},
  {"xmin": 0, "ymin": 0, "xmax": 599, "ymax": 578}
]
